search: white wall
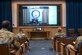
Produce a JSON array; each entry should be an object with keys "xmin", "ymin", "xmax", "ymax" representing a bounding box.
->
[{"xmin": 12, "ymin": 1, "xmax": 66, "ymax": 27}]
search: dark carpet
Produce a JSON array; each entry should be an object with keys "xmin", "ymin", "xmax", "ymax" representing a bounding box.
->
[{"xmin": 25, "ymin": 40, "xmax": 56, "ymax": 55}]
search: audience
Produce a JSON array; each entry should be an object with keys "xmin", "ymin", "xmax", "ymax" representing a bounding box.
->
[
  {"xmin": 16, "ymin": 28, "xmax": 28, "ymax": 41},
  {"xmin": 0, "ymin": 20, "xmax": 20, "ymax": 52},
  {"xmin": 66, "ymin": 34, "xmax": 82, "ymax": 55},
  {"xmin": 51, "ymin": 27, "xmax": 66, "ymax": 50},
  {"xmin": 16, "ymin": 28, "xmax": 29, "ymax": 48},
  {"xmin": 52, "ymin": 27, "xmax": 66, "ymax": 39}
]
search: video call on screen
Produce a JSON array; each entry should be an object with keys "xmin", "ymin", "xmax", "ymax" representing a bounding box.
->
[{"xmin": 19, "ymin": 5, "xmax": 60, "ymax": 26}]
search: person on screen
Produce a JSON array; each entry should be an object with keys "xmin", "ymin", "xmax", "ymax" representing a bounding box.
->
[
  {"xmin": 31, "ymin": 18, "xmax": 39, "ymax": 25},
  {"xmin": 52, "ymin": 27, "xmax": 66, "ymax": 39}
]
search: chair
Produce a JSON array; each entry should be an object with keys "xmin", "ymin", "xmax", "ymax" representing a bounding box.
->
[
  {"xmin": 78, "ymin": 28, "xmax": 82, "ymax": 36},
  {"xmin": 65, "ymin": 44, "xmax": 77, "ymax": 55},
  {"xmin": 0, "ymin": 42, "xmax": 20, "ymax": 55},
  {"xmin": 21, "ymin": 43, "xmax": 25, "ymax": 55},
  {"xmin": 78, "ymin": 42, "xmax": 82, "ymax": 55},
  {"xmin": 68, "ymin": 29, "xmax": 76, "ymax": 37},
  {"xmin": 60, "ymin": 42, "xmax": 66, "ymax": 55},
  {"xmin": 67, "ymin": 42, "xmax": 82, "ymax": 55},
  {"xmin": 69, "ymin": 45, "xmax": 77, "ymax": 55},
  {"xmin": 0, "ymin": 42, "xmax": 10, "ymax": 55},
  {"xmin": 24, "ymin": 41, "xmax": 29, "ymax": 52},
  {"xmin": 55, "ymin": 40, "xmax": 60, "ymax": 52}
]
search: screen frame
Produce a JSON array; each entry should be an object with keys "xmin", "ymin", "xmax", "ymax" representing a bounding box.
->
[{"xmin": 17, "ymin": 4, "xmax": 62, "ymax": 27}]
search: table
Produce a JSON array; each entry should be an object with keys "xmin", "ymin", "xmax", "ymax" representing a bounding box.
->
[{"xmin": 27, "ymin": 31, "xmax": 50, "ymax": 40}]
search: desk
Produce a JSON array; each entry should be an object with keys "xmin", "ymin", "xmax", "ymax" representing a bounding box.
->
[{"xmin": 27, "ymin": 31, "xmax": 50, "ymax": 40}]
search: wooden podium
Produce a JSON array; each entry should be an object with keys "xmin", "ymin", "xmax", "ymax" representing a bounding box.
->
[{"xmin": 27, "ymin": 31, "xmax": 50, "ymax": 40}]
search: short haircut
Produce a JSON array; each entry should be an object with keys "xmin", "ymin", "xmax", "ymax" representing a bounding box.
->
[{"xmin": 2, "ymin": 20, "xmax": 10, "ymax": 29}]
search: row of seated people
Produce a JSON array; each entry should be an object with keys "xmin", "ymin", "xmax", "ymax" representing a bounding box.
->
[
  {"xmin": 54, "ymin": 37, "xmax": 76, "ymax": 55},
  {"xmin": 0, "ymin": 20, "xmax": 29, "ymax": 55},
  {"xmin": 54, "ymin": 36, "xmax": 82, "ymax": 55},
  {"xmin": 52, "ymin": 27, "xmax": 82, "ymax": 55},
  {"xmin": 66, "ymin": 35, "xmax": 82, "ymax": 55}
]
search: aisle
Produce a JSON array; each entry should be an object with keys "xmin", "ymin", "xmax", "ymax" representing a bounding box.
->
[{"xmin": 25, "ymin": 40, "xmax": 56, "ymax": 55}]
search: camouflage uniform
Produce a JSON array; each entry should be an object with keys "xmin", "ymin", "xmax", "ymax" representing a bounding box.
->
[
  {"xmin": 52, "ymin": 32, "xmax": 66, "ymax": 40},
  {"xmin": 0, "ymin": 28, "xmax": 20, "ymax": 50},
  {"xmin": 75, "ymin": 36, "xmax": 82, "ymax": 49},
  {"xmin": 55, "ymin": 32, "xmax": 66, "ymax": 37},
  {"xmin": 17, "ymin": 32, "xmax": 25, "ymax": 38},
  {"xmin": 16, "ymin": 32, "xmax": 29, "ymax": 48},
  {"xmin": 17, "ymin": 32, "xmax": 28, "ymax": 39}
]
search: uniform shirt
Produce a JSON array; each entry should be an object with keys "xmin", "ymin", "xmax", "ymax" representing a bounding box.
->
[
  {"xmin": 0, "ymin": 28, "xmax": 20, "ymax": 50},
  {"xmin": 55, "ymin": 32, "xmax": 66, "ymax": 37},
  {"xmin": 52, "ymin": 32, "xmax": 66, "ymax": 39},
  {"xmin": 17, "ymin": 32, "xmax": 25, "ymax": 38},
  {"xmin": 75, "ymin": 36, "xmax": 82, "ymax": 49},
  {"xmin": 16, "ymin": 32, "xmax": 28, "ymax": 40},
  {"xmin": 0, "ymin": 28, "xmax": 15, "ymax": 42}
]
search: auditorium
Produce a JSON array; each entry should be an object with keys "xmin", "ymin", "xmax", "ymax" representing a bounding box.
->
[{"xmin": 0, "ymin": 0, "xmax": 82, "ymax": 55}]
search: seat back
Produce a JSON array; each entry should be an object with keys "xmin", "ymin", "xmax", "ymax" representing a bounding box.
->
[
  {"xmin": 56, "ymin": 40, "xmax": 60, "ymax": 52},
  {"xmin": 78, "ymin": 42, "xmax": 82, "ymax": 55},
  {"xmin": 78, "ymin": 29, "xmax": 82, "ymax": 36},
  {"xmin": 0, "ymin": 42, "xmax": 10, "ymax": 55},
  {"xmin": 68, "ymin": 29, "xmax": 76, "ymax": 37},
  {"xmin": 60, "ymin": 42, "xmax": 66, "ymax": 55},
  {"xmin": 69, "ymin": 45, "xmax": 77, "ymax": 55}
]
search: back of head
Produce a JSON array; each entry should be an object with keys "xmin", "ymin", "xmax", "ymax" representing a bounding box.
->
[{"xmin": 2, "ymin": 20, "xmax": 10, "ymax": 29}]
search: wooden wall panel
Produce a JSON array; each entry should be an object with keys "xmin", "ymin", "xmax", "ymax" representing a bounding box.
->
[{"xmin": 13, "ymin": 26, "xmax": 66, "ymax": 39}]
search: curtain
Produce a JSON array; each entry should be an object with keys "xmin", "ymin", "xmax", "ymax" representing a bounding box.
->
[
  {"xmin": 0, "ymin": 1, "xmax": 12, "ymax": 31},
  {"xmin": 66, "ymin": 0, "xmax": 82, "ymax": 36}
]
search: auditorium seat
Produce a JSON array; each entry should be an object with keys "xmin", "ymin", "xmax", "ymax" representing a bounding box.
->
[
  {"xmin": 21, "ymin": 43, "xmax": 26, "ymax": 55},
  {"xmin": 25, "ymin": 41, "xmax": 29, "ymax": 52},
  {"xmin": 78, "ymin": 28, "xmax": 82, "ymax": 36},
  {"xmin": 68, "ymin": 29, "xmax": 76, "ymax": 37},
  {"xmin": 55, "ymin": 40, "xmax": 60, "ymax": 53},
  {"xmin": 0, "ymin": 42, "xmax": 20, "ymax": 55},
  {"xmin": 0, "ymin": 42, "xmax": 10, "ymax": 55},
  {"xmin": 78, "ymin": 42, "xmax": 82, "ymax": 55},
  {"xmin": 54, "ymin": 37, "xmax": 76, "ymax": 55},
  {"xmin": 68, "ymin": 45, "xmax": 77, "ymax": 55},
  {"xmin": 60, "ymin": 42, "xmax": 66, "ymax": 55},
  {"xmin": 67, "ymin": 42, "xmax": 82, "ymax": 55}
]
